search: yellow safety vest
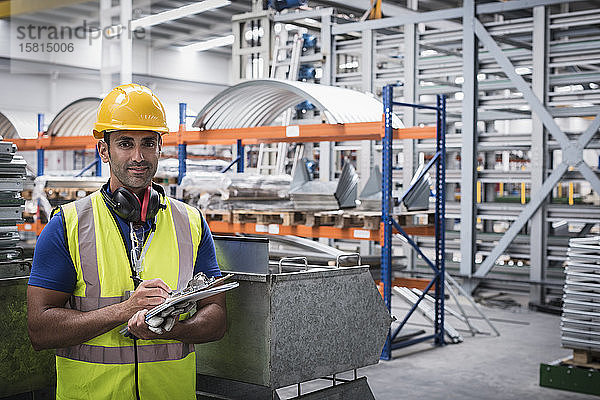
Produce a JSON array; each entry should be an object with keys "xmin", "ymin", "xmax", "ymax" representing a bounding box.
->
[{"xmin": 55, "ymin": 190, "xmax": 202, "ymax": 400}]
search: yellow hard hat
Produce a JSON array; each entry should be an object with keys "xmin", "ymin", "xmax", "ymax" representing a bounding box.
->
[{"xmin": 93, "ymin": 83, "xmax": 169, "ymax": 139}]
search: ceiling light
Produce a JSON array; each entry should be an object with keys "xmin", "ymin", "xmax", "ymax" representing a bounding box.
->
[
  {"xmin": 180, "ymin": 35, "xmax": 235, "ymax": 52},
  {"xmin": 131, "ymin": 0, "xmax": 230, "ymax": 30}
]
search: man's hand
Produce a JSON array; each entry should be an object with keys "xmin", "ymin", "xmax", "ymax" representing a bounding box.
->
[
  {"xmin": 122, "ymin": 278, "xmax": 170, "ymax": 319},
  {"xmin": 127, "ymin": 309, "xmax": 172, "ymax": 340}
]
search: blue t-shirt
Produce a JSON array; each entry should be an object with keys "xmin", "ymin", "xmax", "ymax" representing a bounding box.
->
[{"xmin": 29, "ymin": 201, "xmax": 221, "ymax": 294}]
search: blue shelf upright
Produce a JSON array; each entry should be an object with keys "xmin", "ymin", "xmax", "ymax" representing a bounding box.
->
[
  {"xmin": 380, "ymin": 84, "xmax": 447, "ymax": 360},
  {"xmin": 36, "ymin": 113, "xmax": 44, "ymax": 176}
]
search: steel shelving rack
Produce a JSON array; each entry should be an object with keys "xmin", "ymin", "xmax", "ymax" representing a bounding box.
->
[
  {"xmin": 9, "ymin": 86, "xmax": 447, "ymax": 361},
  {"xmin": 321, "ymin": 1, "xmax": 600, "ymax": 307},
  {"xmin": 380, "ymin": 85, "xmax": 447, "ymax": 360}
]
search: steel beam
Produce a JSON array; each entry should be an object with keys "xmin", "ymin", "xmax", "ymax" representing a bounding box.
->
[
  {"xmin": 529, "ymin": 5, "xmax": 548, "ymax": 306},
  {"xmin": 332, "ymin": 8, "xmax": 463, "ymax": 35},
  {"xmin": 474, "ymin": 19, "xmax": 571, "ymax": 150},
  {"xmin": 578, "ymin": 163, "xmax": 600, "ymax": 196},
  {"xmin": 459, "ymin": 0, "xmax": 478, "ymax": 277},
  {"xmin": 120, "ymin": 0, "xmax": 133, "ymax": 84},
  {"xmin": 320, "ymin": 13, "xmax": 334, "ymax": 182},
  {"xmin": 475, "ymin": 162, "xmax": 568, "ymax": 278},
  {"xmin": 331, "ymin": 0, "xmax": 582, "ymax": 36},
  {"xmin": 403, "ymin": 1, "xmax": 418, "ymax": 272},
  {"xmin": 359, "ymin": 29, "xmax": 373, "ymax": 193},
  {"xmin": 100, "ymin": 0, "xmax": 115, "ymax": 93},
  {"xmin": 476, "ymin": 0, "xmax": 581, "ymax": 15},
  {"xmin": 273, "ymin": 7, "xmax": 333, "ymax": 22},
  {"xmin": 473, "ymin": 16, "xmax": 600, "ymax": 278},
  {"xmin": 322, "ymin": 0, "xmax": 460, "ymax": 31},
  {"xmin": 578, "ymin": 114, "xmax": 600, "ymax": 148}
]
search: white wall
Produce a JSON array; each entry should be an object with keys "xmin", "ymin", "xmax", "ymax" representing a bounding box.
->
[{"xmin": 0, "ymin": 18, "xmax": 231, "ymax": 121}]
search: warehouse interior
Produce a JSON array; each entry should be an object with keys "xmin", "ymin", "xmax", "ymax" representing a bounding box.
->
[{"xmin": 1, "ymin": 0, "xmax": 600, "ymax": 398}]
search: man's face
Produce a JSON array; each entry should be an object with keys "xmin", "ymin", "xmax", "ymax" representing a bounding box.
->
[{"xmin": 97, "ymin": 130, "xmax": 161, "ymax": 193}]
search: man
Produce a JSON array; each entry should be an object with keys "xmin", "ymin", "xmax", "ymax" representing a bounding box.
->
[{"xmin": 27, "ymin": 83, "xmax": 226, "ymax": 400}]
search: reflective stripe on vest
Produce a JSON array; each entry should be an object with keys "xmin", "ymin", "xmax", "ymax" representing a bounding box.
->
[
  {"xmin": 57, "ymin": 342, "xmax": 194, "ymax": 364},
  {"xmin": 55, "ymin": 191, "xmax": 201, "ymax": 400}
]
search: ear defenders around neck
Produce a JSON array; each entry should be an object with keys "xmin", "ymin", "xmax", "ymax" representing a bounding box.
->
[{"xmin": 101, "ymin": 182, "xmax": 165, "ymax": 223}]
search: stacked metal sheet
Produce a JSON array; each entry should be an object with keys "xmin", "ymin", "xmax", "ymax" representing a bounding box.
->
[
  {"xmin": 358, "ymin": 166, "xmax": 382, "ymax": 210},
  {"xmin": 0, "ymin": 137, "xmax": 25, "ymax": 264},
  {"xmin": 334, "ymin": 162, "xmax": 359, "ymax": 209},
  {"xmin": 290, "ymin": 180, "xmax": 339, "ymax": 210},
  {"xmin": 290, "ymin": 160, "xmax": 359, "ymax": 210},
  {"xmin": 180, "ymin": 172, "xmax": 293, "ymax": 211},
  {"xmin": 561, "ymin": 236, "xmax": 600, "ymax": 352}
]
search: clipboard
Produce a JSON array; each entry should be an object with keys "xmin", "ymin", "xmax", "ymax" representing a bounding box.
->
[
  {"xmin": 144, "ymin": 281, "xmax": 238, "ymax": 320},
  {"xmin": 119, "ymin": 274, "xmax": 238, "ymax": 336}
]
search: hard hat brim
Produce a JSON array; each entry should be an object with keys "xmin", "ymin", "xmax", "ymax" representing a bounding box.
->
[{"xmin": 93, "ymin": 124, "xmax": 170, "ymax": 139}]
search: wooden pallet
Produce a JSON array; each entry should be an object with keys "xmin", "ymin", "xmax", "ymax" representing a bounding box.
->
[
  {"xmin": 564, "ymin": 349, "xmax": 600, "ymax": 369},
  {"xmin": 231, "ymin": 209, "xmax": 307, "ymax": 226},
  {"xmin": 307, "ymin": 211, "xmax": 381, "ymax": 230},
  {"xmin": 396, "ymin": 210, "xmax": 435, "ymax": 226},
  {"xmin": 204, "ymin": 208, "xmax": 436, "ymax": 233},
  {"xmin": 204, "ymin": 209, "xmax": 233, "ymax": 223}
]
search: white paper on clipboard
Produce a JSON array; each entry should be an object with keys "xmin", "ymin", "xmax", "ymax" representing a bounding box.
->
[{"xmin": 144, "ymin": 282, "xmax": 239, "ymax": 320}]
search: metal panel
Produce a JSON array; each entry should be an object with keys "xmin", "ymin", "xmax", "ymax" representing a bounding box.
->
[
  {"xmin": 213, "ymin": 235, "xmax": 269, "ymax": 274},
  {"xmin": 562, "ymin": 237, "xmax": 600, "ymax": 352},
  {"xmin": 192, "ymin": 79, "xmax": 403, "ymax": 130},
  {"xmin": 0, "ymin": 110, "xmax": 39, "ymax": 139},
  {"xmin": 46, "ymin": 98, "xmax": 102, "ymax": 137}
]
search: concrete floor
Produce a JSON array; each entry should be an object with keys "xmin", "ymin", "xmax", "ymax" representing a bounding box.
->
[{"xmin": 277, "ymin": 291, "xmax": 598, "ymax": 400}]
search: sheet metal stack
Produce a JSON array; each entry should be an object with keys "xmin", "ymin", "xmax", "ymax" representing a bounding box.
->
[
  {"xmin": 0, "ymin": 137, "xmax": 26, "ymax": 271},
  {"xmin": 561, "ymin": 236, "xmax": 600, "ymax": 352},
  {"xmin": 290, "ymin": 160, "xmax": 359, "ymax": 210},
  {"xmin": 334, "ymin": 162, "xmax": 359, "ymax": 209},
  {"xmin": 289, "ymin": 180, "xmax": 338, "ymax": 210}
]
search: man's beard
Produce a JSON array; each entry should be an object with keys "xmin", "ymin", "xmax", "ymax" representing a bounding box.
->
[{"xmin": 113, "ymin": 160, "xmax": 157, "ymax": 190}]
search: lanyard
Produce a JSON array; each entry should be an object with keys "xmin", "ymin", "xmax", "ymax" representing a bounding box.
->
[{"xmin": 129, "ymin": 222, "xmax": 155, "ymax": 281}]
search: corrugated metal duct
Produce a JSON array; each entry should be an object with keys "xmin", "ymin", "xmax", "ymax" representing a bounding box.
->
[
  {"xmin": 47, "ymin": 98, "xmax": 101, "ymax": 137},
  {"xmin": 192, "ymin": 79, "xmax": 403, "ymax": 130},
  {"xmin": 0, "ymin": 110, "xmax": 39, "ymax": 139}
]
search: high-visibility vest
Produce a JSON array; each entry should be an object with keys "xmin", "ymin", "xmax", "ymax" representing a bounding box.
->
[{"xmin": 55, "ymin": 190, "xmax": 202, "ymax": 400}]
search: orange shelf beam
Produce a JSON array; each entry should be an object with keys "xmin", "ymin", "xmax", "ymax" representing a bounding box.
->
[
  {"xmin": 17, "ymin": 220, "xmax": 45, "ymax": 236},
  {"xmin": 7, "ymin": 136, "xmax": 97, "ymax": 151},
  {"xmin": 5, "ymin": 123, "xmax": 436, "ymax": 151},
  {"xmin": 170, "ymin": 122, "xmax": 436, "ymax": 145},
  {"xmin": 19, "ymin": 219, "xmax": 434, "ymax": 241},
  {"xmin": 207, "ymin": 220, "xmax": 433, "ymax": 243}
]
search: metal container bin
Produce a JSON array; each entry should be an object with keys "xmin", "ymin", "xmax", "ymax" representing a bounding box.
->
[{"xmin": 197, "ymin": 236, "xmax": 391, "ymax": 392}]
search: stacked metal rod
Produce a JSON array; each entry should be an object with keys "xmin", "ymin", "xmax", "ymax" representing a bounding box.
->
[
  {"xmin": 0, "ymin": 137, "xmax": 26, "ymax": 274},
  {"xmin": 561, "ymin": 237, "xmax": 600, "ymax": 352}
]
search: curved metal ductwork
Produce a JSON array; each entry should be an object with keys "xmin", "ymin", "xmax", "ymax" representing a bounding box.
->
[
  {"xmin": 0, "ymin": 110, "xmax": 39, "ymax": 139},
  {"xmin": 47, "ymin": 97, "xmax": 101, "ymax": 137},
  {"xmin": 192, "ymin": 79, "xmax": 403, "ymax": 130}
]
